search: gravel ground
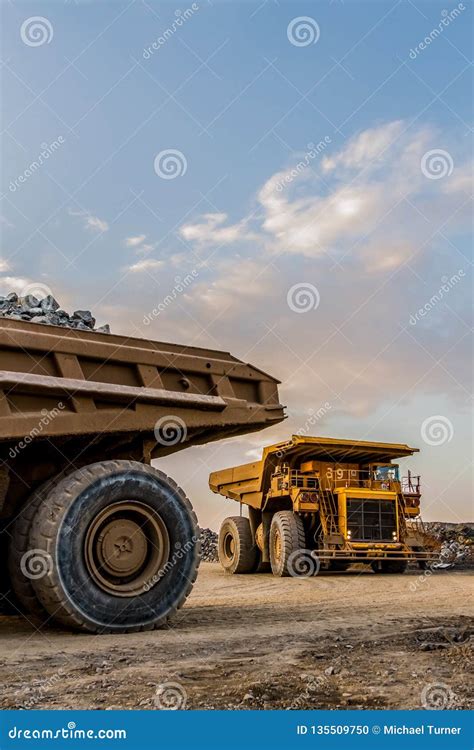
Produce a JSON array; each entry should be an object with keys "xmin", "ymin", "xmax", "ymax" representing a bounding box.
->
[{"xmin": 0, "ymin": 564, "xmax": 472, "ymax": 711}]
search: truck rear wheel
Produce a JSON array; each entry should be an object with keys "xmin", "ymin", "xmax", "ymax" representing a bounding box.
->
[
  {"xmin": 29, "ymin": 461, "xmax": 200, "ymax": 633},
  {"xmin": 218, "ymin": 517, "xmax": 258, "ymax": 574},
  {"xmin": 371, "ymin": 560, "xmax": 408, "ymax": 574},
  {"xmin": 269, "ymin": 511, "xmax": 306, "ymax": 577}
]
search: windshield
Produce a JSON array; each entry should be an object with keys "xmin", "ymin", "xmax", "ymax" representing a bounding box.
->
[{"xmin": 373, "ymin": 465, "xmax": 399, "ymax": 481}]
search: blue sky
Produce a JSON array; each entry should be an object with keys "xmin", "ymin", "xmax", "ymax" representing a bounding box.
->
[{"xmin": 1, "ymin": 0, "xmax": 472, "ymax": 526}]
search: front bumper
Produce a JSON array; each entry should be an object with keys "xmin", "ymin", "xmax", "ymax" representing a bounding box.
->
[{"xmin": 311, "ymin": 545, "xmax": 439, "ymax": 562}]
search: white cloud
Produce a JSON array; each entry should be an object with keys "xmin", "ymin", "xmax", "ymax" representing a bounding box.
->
[
  {"xmin": 0, "ymin": 258, "xmax": 10, "ymax": 273},
  {"xmin": 179, "ymin": 213, "xmax": 253, "ymax": 248},
  {"xmin": 0, "ymin": 275, "xmax": 32, "ymax": 295},
  {"xmin": 85, "ymin": 215, "xmax": 109, "ymax": 232},
  {"xmin": 125, "ymin": 234, "xmax": 147, "ymax": 247},
  {"xmin": 68, "ymin": 208, "xmax": 109, "ymax": 233},
  {"xmin": 178, "ymin": 121, "xmax": 470, "ymax": 275},
  {"xmin": 127, "ymin": 258, "xmax": 164, "ymax": 273}
]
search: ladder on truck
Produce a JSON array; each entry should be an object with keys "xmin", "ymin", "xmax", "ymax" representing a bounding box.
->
[
  {"xmin": 318, "ymin": 489, "xmax": 340, "ymax": 537},
  {"xmin": 397, "ymin": 492, "xmax": 409, "ymax": 541}
]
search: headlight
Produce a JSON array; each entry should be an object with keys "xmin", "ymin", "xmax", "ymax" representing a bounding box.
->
[
  {"xmin": 347, "ymin": 529, "xmax": 352, "ymax": 538},
  {"xmin": 392, "ymin": 531, "xmax": 397, "ymax": 539}
]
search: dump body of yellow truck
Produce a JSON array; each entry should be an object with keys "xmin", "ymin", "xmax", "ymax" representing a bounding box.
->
[{"xmin": 210, "ymin": 436, "xmax": 439, "ymax": 576}]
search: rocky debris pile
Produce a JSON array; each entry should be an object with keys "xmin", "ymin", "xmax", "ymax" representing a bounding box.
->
[
  {"xmin": 199, "ymin": 527, "xmax": 218, "ymax": 562},
  {"xmin": 0, "ymin": 292, "xmax": 110, "ymax": 333},
  {"xmin": 425, "ymin": 523, "xmax": 474, "ymax": 569}
]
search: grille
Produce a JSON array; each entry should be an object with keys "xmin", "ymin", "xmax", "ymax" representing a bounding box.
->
[{"xmin": 346, "ymin": 498, "xmax": 396, "ymax": 541}]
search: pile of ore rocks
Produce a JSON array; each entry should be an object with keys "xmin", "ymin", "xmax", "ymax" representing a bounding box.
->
[
  {"xmin": 0, "ymin": 292, "xmax": 110, "ymax": 334},
  {"xmin": 425, "ymin": 523, "xmax": 474, "ymax": 569},
  {"xmin": 199, "ymin": 527, "xmax": 218, "ymax": 562}
]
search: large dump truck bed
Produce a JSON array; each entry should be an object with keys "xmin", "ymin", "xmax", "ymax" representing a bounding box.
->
[{"xmin": 0, "ymin": 318, "xmax": 285, "ymax": 515}]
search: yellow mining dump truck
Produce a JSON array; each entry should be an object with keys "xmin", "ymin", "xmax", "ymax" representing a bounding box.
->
[{"xmin": 210, "ymin": 435, "xmax": 439, "ymax": 576}]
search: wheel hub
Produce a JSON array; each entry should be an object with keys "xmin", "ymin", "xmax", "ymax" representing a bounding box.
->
[
  {"xmin": 85, "ymin": 502, "xmax": 170, "ymax": 597},
  {"xmin": 223, "ymin": 532, "xmax": 235, "ymax": 561}
]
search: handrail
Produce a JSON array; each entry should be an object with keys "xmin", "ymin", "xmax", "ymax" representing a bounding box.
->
[{"xmin": 286, "ymin": 468, "xmax": 421, "ymax": 494}]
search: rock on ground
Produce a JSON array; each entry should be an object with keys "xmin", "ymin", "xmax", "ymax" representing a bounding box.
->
[
  {"xmin": 424, "ymin": 522, "xmax": 474, "ymax": 569},
  {"xmin": 199, "ymin": 528, "xmax": 218, "ymax": 562}
]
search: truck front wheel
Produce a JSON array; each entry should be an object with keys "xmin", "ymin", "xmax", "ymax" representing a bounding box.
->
[
  {"xmin": 28, "ymin": 461, "xmax": 200, "ymax": 633},
  {"xmin": 269, "ymin": 511, "xmax": 306, "ymax": 577}
]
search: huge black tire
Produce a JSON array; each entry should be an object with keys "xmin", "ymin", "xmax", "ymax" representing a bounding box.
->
[
  {"xmin": 371, "ymin": 560, "xmax": 408, "ymax": 574},
  {"xmin": 29, "ymin": 461, "xmax": 200, "ymax": 633},
  {"xmin": 218, "ymin": 517, "xmax": 258, "ymax": 574},
  {"xmin": 8, "ymin": 474, "xmax": 67, "ymax": 622},
  {"xmin": 269, "ymin": 511, "xmax": 306, "ymax": 577}
]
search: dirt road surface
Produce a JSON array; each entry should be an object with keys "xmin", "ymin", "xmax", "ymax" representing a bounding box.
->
[{"xmin": 0, "ymin": 564, "xmax": 472, "ymax": 711}]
